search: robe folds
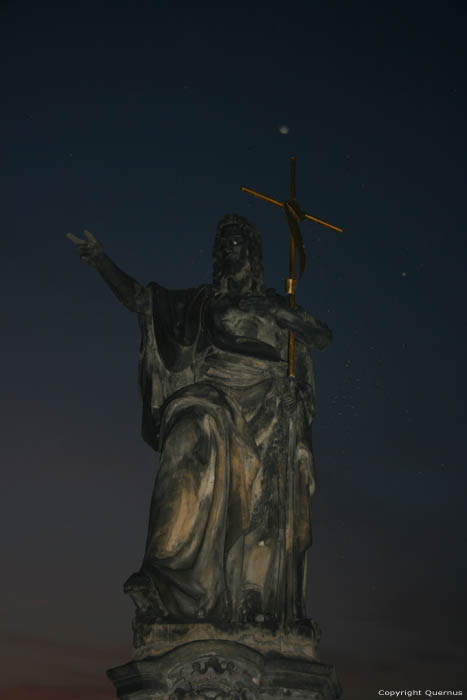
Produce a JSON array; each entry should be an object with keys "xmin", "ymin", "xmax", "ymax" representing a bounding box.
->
[{"xmin": 135, "ymin": 282, "xmax": 318, "ymax": 621}]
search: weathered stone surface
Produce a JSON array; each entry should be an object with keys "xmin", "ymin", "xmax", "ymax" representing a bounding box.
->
[
  {"xmin": 107, "ymin": 640, "xmax": 341, "ymax": 699},
  {"xmin": 68, "ymin": 214, "xmax": 341, "ymax": 698},
  {"xmin": 68, "ymin": 215, "xmax": 332, "ymax": 627},
  {"xmin": 131, "ymin": 619, "xmax": 320, "ymax": 662}
]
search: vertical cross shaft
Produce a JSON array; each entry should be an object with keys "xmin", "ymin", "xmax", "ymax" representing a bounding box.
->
[
  {"xmin": 288, "ymin": 157, "xmax": 297, "ymax": 377},
  {"xmin": 241, "ymin": 156, "xmax": 342, "ymax": 377}
]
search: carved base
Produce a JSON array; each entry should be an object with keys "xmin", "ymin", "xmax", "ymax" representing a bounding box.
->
[
  {"xmin": 131, "ymin": 619, "xmax": 321, "ymax": 662},
  {"xmin": 107, "ymin": 639, "xmax": 341, "ymax": 699}
]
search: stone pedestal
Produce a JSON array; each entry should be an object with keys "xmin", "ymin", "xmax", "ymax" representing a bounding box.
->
[{"xmin": 107, "ymin": 622, "xmax": 341, "ymax": 699}]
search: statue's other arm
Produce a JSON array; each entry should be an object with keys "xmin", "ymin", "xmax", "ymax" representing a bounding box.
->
[
  {"xmin": 238, "ymin": 293, "xmax": 332, "ymax": 350},
  {"xmin": 67, "ymin": 230, "xmax": 148, "ymax": 313},
  {"xmin": 276, "ymin": 305, "xmax": 332, "ymax": 350}
]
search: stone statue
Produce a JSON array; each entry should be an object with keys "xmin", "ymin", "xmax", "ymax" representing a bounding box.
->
[
  {"xmin": 68, "ymin": 210, "xmax": 343, "ymax": 699},
  {"xmin": 67, "ymin": 215, "xmax": 332, "ymax": 631}
]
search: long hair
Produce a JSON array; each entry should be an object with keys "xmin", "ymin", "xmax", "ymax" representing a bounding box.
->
[{"xmin": 212, "ymin": 213, "xmax": 265, "ymax": 294}]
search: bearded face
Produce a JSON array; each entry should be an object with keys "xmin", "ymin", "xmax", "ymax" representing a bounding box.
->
[
  {"xmin": 218, "ymin": 226, "xmax": 250, "ymax": 277},
  {"xmin": 212, "ymin": 215, "xmax": 265, "ymax": 295}
]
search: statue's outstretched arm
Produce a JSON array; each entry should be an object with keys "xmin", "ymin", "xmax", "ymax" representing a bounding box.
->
[{"xmin": 66, "ymin": 230, "xmax": 147, "ymax": 313}]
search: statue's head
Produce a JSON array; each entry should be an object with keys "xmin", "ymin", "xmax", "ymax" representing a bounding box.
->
[{"xmin": 212, "ymin": 214, "xmax": 265, "ymax": 294}]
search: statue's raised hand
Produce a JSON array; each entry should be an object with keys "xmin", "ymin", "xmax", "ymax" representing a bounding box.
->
[{"xmin": 66, "ymin": 230, "xmax": 104, "ymax": 267}]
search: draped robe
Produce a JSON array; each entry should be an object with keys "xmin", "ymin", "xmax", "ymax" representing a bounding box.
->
[{"xmin": 135, "ymin": 282, "xmax": 320, "ymax": 622}]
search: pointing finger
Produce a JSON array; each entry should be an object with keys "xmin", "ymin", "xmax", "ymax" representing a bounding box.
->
[
  {"xmin": 67, "ymin": 232, "xmax": 85, "ymax": 244},
  {"xmin": 83, "ymin": 229, "xmax": 97, "ymax": 242}
]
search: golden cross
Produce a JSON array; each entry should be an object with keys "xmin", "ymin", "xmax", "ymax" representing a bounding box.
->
[{"xmin": 241, "ymin": 156, "xmax": 343, "ymax": 377}]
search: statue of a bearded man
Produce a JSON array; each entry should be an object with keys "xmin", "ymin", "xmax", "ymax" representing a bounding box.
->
[{"xmin": 67, "ymin": 214, "xmax": 332, "ymax": 629}]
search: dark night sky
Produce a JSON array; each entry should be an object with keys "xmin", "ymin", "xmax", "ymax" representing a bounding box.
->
[{"xmin": 1, "ymin": 2, "xmax": 466, "ymax": 699}]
